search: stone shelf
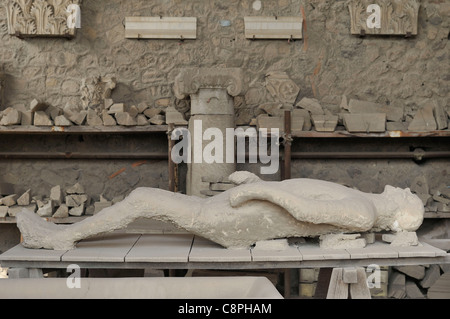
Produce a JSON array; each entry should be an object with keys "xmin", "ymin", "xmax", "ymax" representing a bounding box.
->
[
  {"xmin": 0, "ymin": 125, "xmax": 170, "ymax": 135},
  {"xmin": 0, "ymin": 125, "xmax": 449, "ymax": 138}
]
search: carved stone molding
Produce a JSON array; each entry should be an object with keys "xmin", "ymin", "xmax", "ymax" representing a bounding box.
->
[
  {"xmin": 173, "ymin": 68, "xmax": 245, "ymax": 100},
  {"xmin": 348, "ymin": 0, "xmax": 420, "ymax": 36},
  {"xmin": 5, "ymin": 0, "xmax": 82, "ymax": 38}
]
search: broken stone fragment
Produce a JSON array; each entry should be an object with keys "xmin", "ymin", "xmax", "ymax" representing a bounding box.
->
[
  {"xmin": 127, "ymin": 105, "xmax": 139, "ymax": 118},
  {"xmin": 386, "ymin": 122, "xmax": 408, "ymax": 131},
  {"xmin": 66, "ymin": 183, "xmax": 85, "ymax": 195},
  {"xmin": 0, "ymin": 206, "xmax": 8, "ymax": 218},
  {"xmin": 311, "ymin": 114, "xmax": 338, "ymax": 132},
  {"xmin": 382, "ymin": 231, "xmax": 419, "ymax": 247},
  {"xmin": 33, "ymin": 111, "xmax": 53, "ymax": 126},
  {"xmin": 115, "ymin": 112, "xmax": 138, "ymax": 126},
  {"xmin": 296, "ymin": 98, "xmax": 324, "ymax": 115},
  {"xmin": 319, "ymin": 233, "xmax": 366, "ymax": 249},
  {"xmin": 53, "ymin": 204, "xmax": 69, "ymax": 218},
  {"xmin": 433, "ymin": 104, "xmax": 448, "ymax": 130},
  {"xmin": 50, "ymin": 185, "xmax": 63, "ymax": 206},
  {"xmin": 17, "ymin": 189, "xmax": 31, "ymax": 206},
  {"xmin": 71, "ymin": 194, "xmax": 89, "ymax": 206},
  {"xmin": 29, "ymin": 99, "xmax": 48, "ymax": 112},
  {"xmin": 144, "ymin": 108, "xmax": 162, "ymax": 119},
  {"xmin": 137, "ymin": 102, "xmax": 149, "ymax": 114},
  {"xmin": 0, "ymin": 107, "xmax": 21, "ymax": 126},
  {"xmin": 72, "ymin": 110, "xmax": 87, "ymax": 126},
  {"xmin": 292, "ymin": 109, "xmax": 311, "ymax": 131},
  {"xmin": 45, "ymin": 105, "xmax": 62, "ymax": 121},
  {"xmin": 210, "ymin": 182, "xmax": 235, "ymax": 192},
  {"xmin": 107, "ymin": 103, "xmax": 125, "ymax": 114},
  {"xmin": 0, "ymin": 194, "xmax": 18, "ymax": 207},
  {"xmin": 149, "ymin": 114, "xmax": 165, "ymax": 125},
  {"xmin": 394, "ymin": 265, "xmax": 426, "ymax": 280},
  {"xmin": 20, "ymin": 111, "xmax": 33, "ymax": 126},
  {"xmin": 165, "ymin": 106, "xmax": 188, "ymax": 125},
  {"xmin": 258, "ymin": 102, "xmax": 283, "ymax": 117},
  {"xmin": 408, "ymin": 103, "xmax": 437, "ymax": 132},
  {"xmin": 104, "ymin": 99, "xmax": 114, "ymax": 110},
  {"xmin": 136, "ymin": 114, "xmax": 149, "ymax": 126},
  {"xmin": 69, "ymin": 204, "xmax": 85, "ymax": 217},
  {"xmin": 37, "ymin": 201, "xmax": 55, "ymax": 217},
  {"xmin": 433, "ymin": 194, "xmax": 450, "ymax": 205},
  {"xmin": 101, "ymin": 110, "xmax": 117, "ymax": 126},
  {"xmin": 342, "ymin": 113, "xmax": 386, "ymax": 133},
  {"xmin": 54, "ymin": 115, "xmax": 72, "ymax": 127},
  {"xmin": 345, "ymin": 99, "xmax": 404, "ymax": 122},
  {"xmin": 87, "ymin": 109, "xmax": 103, "ymax": 126},
  {"xmin": 257, "ymin": 114, "xmax": 284, "ymax": 132}
]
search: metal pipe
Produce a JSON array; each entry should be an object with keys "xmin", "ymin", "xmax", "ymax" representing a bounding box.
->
[
  {"xmin": 0, "ymin": 152, "xmax": 169, "ymax": 160},
  {"xmin": 290, "ymin": 150, "xmax": 450, "ymax": 160}
]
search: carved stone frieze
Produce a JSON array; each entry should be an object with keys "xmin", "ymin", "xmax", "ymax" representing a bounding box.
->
[
  {"xmin": 173, "ymin": 68, "xmax": 245, "ymax": 100},
  {"xmin": 4, "ymin": 0, "xmax": 82, "ymax": 38},
  {"xmin": 348, "ymin": 0, "xmax": 420, "ymax": 36}
]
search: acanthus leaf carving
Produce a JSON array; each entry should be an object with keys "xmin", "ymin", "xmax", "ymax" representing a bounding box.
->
[{"xmin": 4, "ymin": 0, "xmax": 82, "ymax": 37}]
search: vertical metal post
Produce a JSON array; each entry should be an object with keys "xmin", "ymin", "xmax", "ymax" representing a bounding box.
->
[{"xmin": 283, "ymin": 110, "xmax": 292, "ymax": 181}]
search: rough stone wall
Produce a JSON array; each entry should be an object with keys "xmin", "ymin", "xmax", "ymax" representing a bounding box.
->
[{"xmin": 0, "ymin": 0, "xmax": 448, "ymax": 118}]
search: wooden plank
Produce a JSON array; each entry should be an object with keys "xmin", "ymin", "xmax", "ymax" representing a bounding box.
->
[
  {"xmin": 125, "ymin": 234, "xmax": 194, "ymax": 263},
  {"xmin": 298, "ymin": 243, "xmax": 351, "ymax": 261},
  {"xmin": 326, "ymin": 268, "xmax": 348, "ymax": 299},
  {"xmin": 0, "ymin": 244, "xmax": 67, "ymax": 263},
  {"xmin": 125, "ymin": 17, "xmax": 197, "ymax": 39},
  {"xmin": 251, "ymin": 245, "xmax": 303, "ymax": 262},
  {"xmin": 0, "ymin": 125, "xmax": 169, "ymax": 135},
  {"xmin": 62, "ymin": 233, "xmax": 141, "ymax": 263},
  {"xmin": 188, "ymin": 236, "xmax": 251, "ymax": 262},
  {"xmin": 349, "ymin": 268, "xmax": 371, "ymax": 299},
  {"xmin": 244, "ymin": 16, "xmax": 303, "ymax": 39},
  {"xmin": 346, "ymin": 242, "xmax": 399, "ymax": 259}
]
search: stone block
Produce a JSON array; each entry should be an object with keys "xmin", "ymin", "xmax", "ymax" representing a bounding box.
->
[
  {"xmin": 71, "ymin": 110, "xmax": 87, "ymax": 126},
  {"xmin": 345, "ymin": 99, "xmax": 404, "ymax": 122},
  {"xmin": 319, "ymin": 233, "xmax": 366, "ymax": 249},
  {"xmin": 53, "ymin": 204, "xmax": 69, "ymax": 218},
  {"xmin": 408, "ymin": 103, "xmax": 437, "ymax": 132},
  {"xmin": 116, "ymin": 112, "xmax": 138, "ymax": 126},
  {"xmin": 382, "ymin": 231, "xmax": 419, "ymax": 247},
  {"xmin": 127, "ymin": 105, "xmax": 139, "ymax": 118},
  {"xmin": 405, "ymin": 280, "xmax": 425, "ymax": 299},
  {"xmin": 33, "ymin": 111, "xmax": 53, "ymax": 126},
  {"xmin": 66, "ymin": 183, "xmax": 85, "ymax": 195},
  {"xmin": 0, "ymin": 194, "xmax": 18, "ymax": 207},
  {"xmin": 108, "ymin": 103, "xmax": 125, "ymax": 114},
  {"xmin": 311, "ymin": 115, "xmax": 339, "ymax": 132},
  {"xmin": 87, "ymin": 109, "xmax": 103, "ymax": 126},
  {"xmin": 17, "ymin": 189, "xmax": 31, "ymax": 206},
  {"xmin": 20, "ymin": 111, "xmax": 33, "ymax": 125},
  {"xmin": 342, "ymin": 113, "xmax": 386, "ymax": 133},
  {"xmin": 50, "ymin": 185, "xmax": 63, "ymax": 206},
  {"xmin": 144, "ymin": 108, "xmax": 162, "ymax": 119},
  {"xmin": 257, "ymin": 115, "xmax": 283, "ymax": 132},
  {"xmin": 258, "ymin": 102, "xmax": 283, "ymax": 116},
  {"xmin": 45, "ymin": 105, "xmax": 62, "ymax": 121},
  {"xmin": 0, "ymin": 107, "xmax": 21, "ymax": 126},
  {"xmin": 434, "ymin": 104, "xmax": 448, "ymax": 130},
  {"xmin": 292, "ymin": 109, "xmax": 311, "ymax": 131},
  {"xmin": 210, "ymin": 182, "xmax": 235, "ymax": 192},
  {"xmin": 343, "ymin": 268, "xmax": 358, "ymax": 284},
  {"xmin": 0, "ymin": 206, "xmax": 8, "ymax": 218},
  {"xmin": 433, "ymin": 194, "xmax": 450, "ymax": 205},
  {"xmin": 137, "ymin": 102, "xmax": 149, "ymax": 114},
  {"xmin": 30, "ymin": 99, "xmax": 48, "ymax": 112},
  {"xmin": 386, "ymin": 122, "xmax": 408, "ymax": 131},
  {"xmin": 149, "ymin": 114, "xmax": 165, "ymax": 125},
  {"xmin": 65, "ymin": 195, "xmax": 77, "ymax": 208},
  {"xmin": 296, "ymin": 98, "xmax": 324, "ymax": 115},
  {"xmin": 388, "ymin": 271, "xmax": 406, "ymax": 299},
  {"xmin": 394, "ymin": 266, "xmax": 425, "ymax": 280},
  {"xmin": 69, "ymin": 204, "xmax": 85, "ymax": 217},
  {"xmin": 102, "ymin": 110, "xmax": 117, "ymax": 126},
  {"xmin": 104, "ymin": 99, "xmax": 114, "ymax": 110},
  {"xmin": 136, "ymin": 114, "xmax": 149, "ymax": 126},
  {"xmin": 37, "ymin": 201, "xmax": 55, "ymax": 217},
  {"xmin": 54, "ymin": 115, "xmax": 72, "ymax": 127},
  {"xmin": 165, "ymin": 107, "xmax": 188, "ymax": 125},
  {"xmin": 420, "ymin": 264, "xmax": 441, "ymax": 289},
  {"xmin": 299, "ymin": 283, "xmax": 316, "ymax": 297}
]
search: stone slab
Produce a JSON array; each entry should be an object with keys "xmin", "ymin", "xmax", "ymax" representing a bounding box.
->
[
  {"xmin": 251, "ymin": 245, "xmax": 303, "ymax": 262},
  {"xmin": 125, "ymin": 234, "xmax": 194, "ymax": 263},
  {"xmin": 342, "ymin": 113, "xmax": 386, "ymax": 133},
  {"xmin": 297, "ymin": 243, "xmax": 350, "ymax": 260},
  {"xmin": 189, "ymin": 236, "xmax": 251, "ymax": 262},
  {"xmin": 0, "ymin": 244, "xmax": 66, "ymax": 262},
  {"xmin": 62, "ymin": 233, "xmax": 141, "ymax": 263},
  {"xmin": 125, "ymin": 17, "xmax": 197, "ymax": 39},
  {"xmin": 346, "ymin": 242, "xmax": 399, "ymax": 259}
]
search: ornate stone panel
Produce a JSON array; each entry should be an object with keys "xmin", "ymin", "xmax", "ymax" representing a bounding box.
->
[
  {"xmin": 4, "ymin": 0, "xmax": 82, "ymax": 38},
  {"xmin": 348, "ymin": 0, "xmax": 420, "ymax": 36}
]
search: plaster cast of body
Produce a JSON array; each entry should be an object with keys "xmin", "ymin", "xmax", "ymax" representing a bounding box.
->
[{"xmin": 16, "ymin": 172, "xmax": 424, "ymax": 250}]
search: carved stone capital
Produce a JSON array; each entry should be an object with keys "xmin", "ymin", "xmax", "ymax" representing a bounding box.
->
[
  {"xmin": 5, "ymin": 0, "xmax": 82, "ymax": 38},
  {"xmin": 174, "ymin": 68, "xmax": 245, "ymax": 100}
]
